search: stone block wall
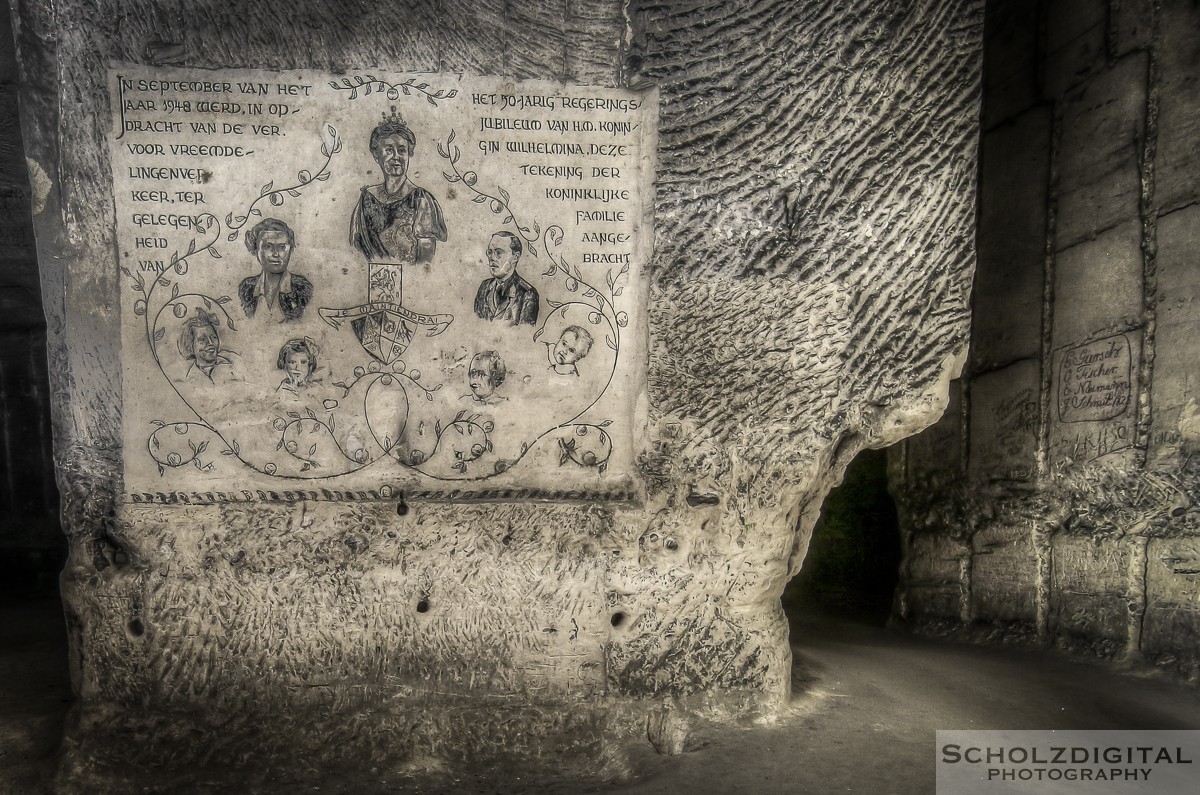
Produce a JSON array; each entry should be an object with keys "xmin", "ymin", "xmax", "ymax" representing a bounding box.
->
[{"xmin": 892, "ymin": 0, "xmax": 1200, "ymax": 677}]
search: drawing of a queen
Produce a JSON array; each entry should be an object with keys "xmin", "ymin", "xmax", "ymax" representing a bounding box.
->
[{"xmin": 349, "ymin": 107, "xmax": 448, "ymax": 275}]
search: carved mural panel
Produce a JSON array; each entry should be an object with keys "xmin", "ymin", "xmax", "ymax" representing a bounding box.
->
[
  {"xmin": 1049, "ymin": 330, "xmax": 1141, "ymax": 467},
  {"xmin": 111, "ymin": 67, "xmax": 655, "ymax": 500}
]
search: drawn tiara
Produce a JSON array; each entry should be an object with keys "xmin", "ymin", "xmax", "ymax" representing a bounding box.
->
[{"xmin": 381, "ymin": 105, "xmax": 408, "ymax": 128}]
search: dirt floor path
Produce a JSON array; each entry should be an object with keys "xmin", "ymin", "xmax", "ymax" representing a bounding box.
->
[
  {"xmin": 4, "ymin": 602, "xmax": 1198, "ymax": 794},
  {"xmin": 614, "ymin": 615, "xmax": 1200, "ymax": 794}
]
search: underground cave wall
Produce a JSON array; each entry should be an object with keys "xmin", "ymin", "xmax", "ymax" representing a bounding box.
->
[
  {"xmin": 0, "ymin": 5, "xmax": 60, "ymax": 593},
  {"xmin": 13, "ymin": 0, "xmax": 981, "ymax": 773},
  {"xmin": 892, "ymin": 0, "xmax": 1200, "ymax": 674}
]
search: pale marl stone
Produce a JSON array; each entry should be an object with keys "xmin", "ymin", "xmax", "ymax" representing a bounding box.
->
[
  {"xmin": 113, "ymin": 68, "xmax": 653, "ymax": 499},
  {"xmin": 12, "ymin": 0, "xmax": 983, "ymax": 786},
  {"xmin": 893, "ymin": 0, "xmax": 1200, "ymax": 683}
]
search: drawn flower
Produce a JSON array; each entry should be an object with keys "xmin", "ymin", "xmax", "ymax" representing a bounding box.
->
[{"xmin": 558, "ymin": 437, "xmax": 577, "ymax": 466}]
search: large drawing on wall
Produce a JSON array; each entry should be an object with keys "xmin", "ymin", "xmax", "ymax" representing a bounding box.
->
[{"xmin": 112, "ymin": 68, "xmax": 655, "ymax": 500}]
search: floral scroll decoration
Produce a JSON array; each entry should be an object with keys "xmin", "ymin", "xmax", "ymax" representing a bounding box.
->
[
  {"xmin": 124, "ymin": 125, "xmax": 344, "ymax": 478},
  {"xmin": 558, "ymin": 422, "xmax": 614, "ymax": 475},
  {"xmin": 536, "ymin": 225, "xmax": 629, "ymax": 351},
  {"xmin": 531, "ymin": 226, "xmax": 627, "ymax": 478},
  {"xmin": 224, "ymin": 124, "xmax": 341, "ymax": 243},
  {"xmin": 437, "ymin": 129, "xmax": 542, "ymax": 256},
  {"xmin": 431, "ymin": 126, "xmax": 633, "ymax": 480},
  {"xmin": 123, "ymin": 212, "xmax": 231, "ymax": 343},
  {"xmin": 147, "ymin": 420, "xmax": 216, "ymax": 475},
  {"xmin": 433, "ymin": 410, "xmax": 495, "ymax": 474}
]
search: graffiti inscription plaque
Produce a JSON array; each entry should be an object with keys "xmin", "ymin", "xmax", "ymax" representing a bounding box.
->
[
  {"xmin": 1050, "ymin": 331, "xmax": 1141, "ymax": 466},
  {"xmin": 1057, "ymin": 334, "xmax": 1134, "ymax": 423},
  {"xmin": 112, "ymin": 67, "xmax": 656, "ymax": 501}
]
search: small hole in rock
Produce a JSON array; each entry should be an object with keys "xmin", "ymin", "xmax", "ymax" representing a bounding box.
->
[
  {"xmin": 611, "ymin": 611, "xmax": 626, "ymax": 628},
  {"xmin": 665, "ymin": 538, "xmax": 678, "ymax": 551},
  {"xmin": 416, "ymin": 599, "xmax": 430, "ymax": 613},
  {"xmin": 128, "ymin": 618, "xmax": 145, "ymax": 637},
  {"xmin": 686, "ymin": 489, "xmax": 720, "ymax": 508},
  {"xmin": 397, "ymin": 499, "xmax": 410, "ymax": 517}
]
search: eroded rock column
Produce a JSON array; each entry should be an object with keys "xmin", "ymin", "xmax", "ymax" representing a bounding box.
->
[{"xmin": 10, "ymin": 0, "xmax": 982, "ymax": 787}]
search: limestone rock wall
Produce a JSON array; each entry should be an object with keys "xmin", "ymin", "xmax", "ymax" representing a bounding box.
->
[
  {"xmin": 11, "ymin": 0, "xmax": 982, "ymax": 785},
  {"xmin": 893, "ymin": 0, "xmax": 1200, "ymax": 678}
]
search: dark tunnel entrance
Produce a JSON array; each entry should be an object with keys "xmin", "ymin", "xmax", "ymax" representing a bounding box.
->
[{"xmin": 783, "ymin": 448, "xmax": 901, "ymax": 627}]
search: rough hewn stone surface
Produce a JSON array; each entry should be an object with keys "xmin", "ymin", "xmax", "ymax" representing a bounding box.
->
[
  {"xmin": 893, "ymin": 0, "xmax": 1200, "ymax": 683},
  {"xmin": 981, "ymin": 0, "xmax": 1041, "ymax": 130},
  {"xmin": 1054, "ymin": 53, "xmax": 1147, "ymax": 250},
  {"xmin": 13, "ymin": 0, "xmax": 982, "ymax": 788},
  {"xmin": 968, "ymin": 360, "xmax": 1039, "ymax": 482},
  {"xmin": 973, "ymin": 107, "xmax": 1050, "ymax": 371}
]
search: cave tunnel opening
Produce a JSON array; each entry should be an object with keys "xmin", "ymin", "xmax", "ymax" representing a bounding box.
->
[{"xmin": 782, "ymin": 447, "xmax": 901, "ymax": 628}]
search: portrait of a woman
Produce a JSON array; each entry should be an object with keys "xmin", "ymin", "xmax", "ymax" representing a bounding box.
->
[{"xmin": 349, "ymin": 108, "xmax": 448, "ymax": 265}]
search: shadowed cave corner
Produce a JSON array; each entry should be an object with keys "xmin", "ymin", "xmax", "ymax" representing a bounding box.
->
[{"xmin": 782, "ymin": 447, "xmax": 901, "ymax": 635}]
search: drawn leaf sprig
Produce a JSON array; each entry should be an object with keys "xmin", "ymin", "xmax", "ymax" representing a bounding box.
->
[
  {"xmin": 224, "ymin": 124, "xmax": 341, "ymax": 241},
  {"xmin": 436, "ymin": 131, "xmax": 541, "ymax": 254},
  {"xmin": 329, "ymin": 75, "xmax": 459, "ymax": 106}
]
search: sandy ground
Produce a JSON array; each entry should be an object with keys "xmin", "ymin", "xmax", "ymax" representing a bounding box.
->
[
  {"xmin": 612, "ymin": 616, "xmax": 1200, "ymax": 794},
  {"xmin": 3, "ymin": 601, "xmax": 1198, "ymax": 794}
]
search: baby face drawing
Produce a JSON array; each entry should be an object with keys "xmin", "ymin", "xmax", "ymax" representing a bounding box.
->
[
  {"xmin": 469, "ymin": 356, "xmax": 498, "ymax": 401},
  {"xmin": 465, "ymin": 351, "xmax": 509, "ymax": 406},
  {"xmin": 553, "ymin": 330, "xmax": 587, "ymax": 367},
  {"xmin": 284, "ymin": 350, "xmax": 312, "ymax": 387},
  {"xmin": 547, "ymin": 326, "xmax": 594, "ymax": 375},
  {"xmin": 191, "ymin": 323, "xmax": 220, "ymax": 367}
]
